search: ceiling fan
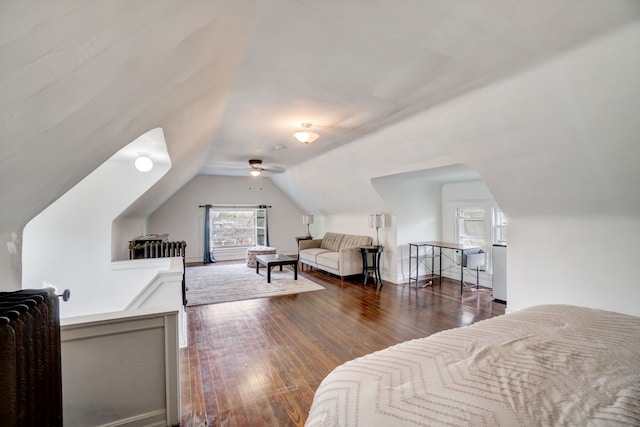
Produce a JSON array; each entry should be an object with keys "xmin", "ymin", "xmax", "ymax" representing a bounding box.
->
[{"xmin": 248, "ymin": 159, "xmax": 283, "ymax": 177}]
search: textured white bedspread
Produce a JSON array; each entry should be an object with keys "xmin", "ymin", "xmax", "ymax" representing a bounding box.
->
[{"xmin": 306, "ymin": 305, "xmax": 640, "ymax": 426}]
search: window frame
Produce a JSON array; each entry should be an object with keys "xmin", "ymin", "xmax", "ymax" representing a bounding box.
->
[
  {"xmin": 493, "ymin": 208, "xmax": 508, "ymax": 246},
  {"xmin": 455, "ymin": 207, "xmax": 487, "ymax": 247},
  {"xmin": 451, "ymin": 205, "xmax": 508, "ymax": 272},
  {"xmin": 209, "ymin": 208, "xmax": 265, "ymax": 249}
]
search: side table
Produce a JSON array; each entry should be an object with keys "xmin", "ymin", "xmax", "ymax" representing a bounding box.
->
[{"xmin": 360, "ymin": 245, "xmax": 383, "ymax": 287}]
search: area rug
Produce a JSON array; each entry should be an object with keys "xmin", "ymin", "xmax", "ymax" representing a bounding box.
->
[{"xmin": 185, "ymin": 262, "xmax": 325, "ymax": 306}]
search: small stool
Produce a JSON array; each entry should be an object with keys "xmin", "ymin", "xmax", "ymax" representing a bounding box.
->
[{"xmin": 246, "ymin": 246, "xmax": 277, "ymax": 267}]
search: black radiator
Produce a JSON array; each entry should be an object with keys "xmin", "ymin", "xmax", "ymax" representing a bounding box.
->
[
  {"xmin": 0, "ymin": 288, "xmax": 63, "ymax": 427},
  {"xmin": 129, "ymin": 240, "xmax": 187, "ymax": 259}
]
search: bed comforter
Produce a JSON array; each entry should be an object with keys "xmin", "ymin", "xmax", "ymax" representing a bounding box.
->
[{"xmin": 305, "ymin": 305, "xmax": 640, "ymax": 426}]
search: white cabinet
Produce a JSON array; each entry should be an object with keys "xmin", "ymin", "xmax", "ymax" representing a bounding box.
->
[
  {"xmin": 256, "ymin": 208, "xmax": 267, "ymax": 246},
  {"xmin": 492, "ymin": 244, "xmax": 507, "ymax": 302}
]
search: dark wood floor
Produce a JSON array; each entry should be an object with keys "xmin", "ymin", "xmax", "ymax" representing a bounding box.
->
[{"xmin": 180, "ymin": 263, "xmax": 505, "ymax": 427}]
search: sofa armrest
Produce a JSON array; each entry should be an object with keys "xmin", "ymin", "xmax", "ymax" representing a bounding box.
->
[
  {"xmin": 338, "ymin": 247, "xmax": 363, "ymax": 276},
  {"xmin": 299, "ymin": 239, "xmax": 322, "ymax": 251}
]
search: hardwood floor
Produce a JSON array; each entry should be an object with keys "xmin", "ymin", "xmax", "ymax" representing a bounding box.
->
[{"xmin": 180, "ymin": 264, "xmax": 505, "ymax": 427}]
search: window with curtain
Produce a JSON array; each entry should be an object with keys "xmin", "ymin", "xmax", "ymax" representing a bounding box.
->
[{"xmin": 209, "ymin": 208, "xmax": 267, "ymax": 249}]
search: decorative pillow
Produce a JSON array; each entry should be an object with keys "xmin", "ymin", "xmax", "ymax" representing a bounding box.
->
[{"xmin": 320, "ymin": 233, "xmax": 344, "ymax": 251}]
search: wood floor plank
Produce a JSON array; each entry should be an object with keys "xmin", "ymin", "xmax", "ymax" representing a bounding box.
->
[{"xmin": 180, "ymin": 263, "xmax": 505, "ymax": 426}]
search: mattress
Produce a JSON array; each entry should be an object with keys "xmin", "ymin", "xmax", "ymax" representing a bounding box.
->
[{"xmin": 305, "ymin": 305, "xmax": 640, "ymax": 426}]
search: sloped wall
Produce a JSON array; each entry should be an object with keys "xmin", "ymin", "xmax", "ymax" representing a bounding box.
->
[
  {"xmin": 22, "ymin": 129, "xmax": 172, "ymax": 318},
  {"xmin": 275, "ymin": 22, "xmax": 640, "ymax": 316}
]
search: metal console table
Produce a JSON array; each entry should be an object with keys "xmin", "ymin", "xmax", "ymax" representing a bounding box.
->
[
  {"xmin": 408, "ymin": 242, "xmax": 440, "ymax": 287},
  {"xmin": 408, "ymin": 241, "xmax": 482, "ymax": 293}
]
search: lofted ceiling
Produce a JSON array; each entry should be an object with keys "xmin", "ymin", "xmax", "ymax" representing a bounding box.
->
[{"xmin": 1, "ymin": 0, "xmax": 639, "ymax": 230}]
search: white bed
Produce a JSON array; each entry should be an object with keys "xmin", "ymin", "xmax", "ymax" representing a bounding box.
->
[{"xmin": 305, "ymin": 305, "xmax": 640, "ymax": 426}]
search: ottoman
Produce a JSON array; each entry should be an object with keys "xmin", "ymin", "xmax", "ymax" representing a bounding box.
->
[{"xmin": 246, "ymin": 246, "xmax": 277, "ymax": 267}]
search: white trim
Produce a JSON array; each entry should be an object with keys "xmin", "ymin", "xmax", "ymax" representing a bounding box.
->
[
  {"xmin": 124, "ymin": 269, "xmax": 183, "ymax": 310},
  {"xmin": 60, "ymin": 306, "xmax": 178, "ymax": 330},
  {"xmin": 213, "ymin": 246, "xmax": 249, "ymax": 261},
  {"xmin": 61, "ymin": 315, "xmax": 165, "ymax": 341},
  {"xmin": 97, "ymin": 410, "xmax": 167, "ymax": 427},
  {"xmin": 111, "ymin": 258, "xmax": 170, "ymax": 270},
  {"xmin": 164, "ymin": 314, "xmax": 180, "ymax": 425},
  {"xmin": 60, "ymin": 307, "xmax": 180, "ymax": 343}
]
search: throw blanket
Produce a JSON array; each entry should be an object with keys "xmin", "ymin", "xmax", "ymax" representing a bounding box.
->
[{"xmin": 306, "ymin": 305, "xmax": 640, "ymax": 426}]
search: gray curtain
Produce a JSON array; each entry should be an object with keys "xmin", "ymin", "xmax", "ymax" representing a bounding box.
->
[{"xmin": 203, "ymin": 205, "xmax": 216, "ymax": 264}]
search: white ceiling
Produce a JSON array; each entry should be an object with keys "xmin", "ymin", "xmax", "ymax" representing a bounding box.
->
[{"xmin": 1, "ymin": 0, "xmax": 639, "ymax": 230}]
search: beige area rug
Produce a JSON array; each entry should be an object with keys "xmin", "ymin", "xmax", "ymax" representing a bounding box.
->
[{"xmin": 185, "ymin": 262, "xmax": 325, "ymax": 306}]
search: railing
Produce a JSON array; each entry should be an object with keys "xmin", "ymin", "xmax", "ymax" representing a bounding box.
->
[{"xmin": 129, "ymin": 240, "xmax": 187, "ymax": 259}]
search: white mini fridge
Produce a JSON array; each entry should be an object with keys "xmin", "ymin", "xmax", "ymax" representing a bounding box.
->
[{"xmin": 492, "ymin": 244, "xmax": 507, "ymax": 303}]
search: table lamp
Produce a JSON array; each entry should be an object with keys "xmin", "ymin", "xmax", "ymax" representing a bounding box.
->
[
  {"xmin": 369, "ymin": 214, "xmax": 386, "ymax": 246},
  {"xmin": 302, "ymin": 214, "xmax": 314, "ymax": 237}
]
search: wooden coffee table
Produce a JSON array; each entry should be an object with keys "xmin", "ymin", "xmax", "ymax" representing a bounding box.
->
[{"xmin": 255, "ymin": 254, "xmax": 298, "ymax": 283}]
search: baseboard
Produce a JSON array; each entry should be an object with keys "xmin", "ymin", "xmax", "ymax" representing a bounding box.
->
[{"xmin": 98, "ymin": 409, "xmax": 167, "ymax": 427}]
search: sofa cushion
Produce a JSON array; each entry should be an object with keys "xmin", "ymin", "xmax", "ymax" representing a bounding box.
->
[
  {"xmin": 340, "ymin": 234, "xmax": 372, "ymax": 249},
  {"xmin": 320, "ymin": 232, "xmax": 344, "ymax": 251},
  {"xmin": 299, "ymin": 247, "xmax": 332, "ymax": 264},
  {"xmin": 316, "ymin": 251, "xmax": 340, "ymax": 271}
]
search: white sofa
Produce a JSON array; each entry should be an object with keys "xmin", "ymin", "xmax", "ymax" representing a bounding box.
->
[{"xmin": 299, "ymin": 232, "xmax": 372, "ymax": 278}]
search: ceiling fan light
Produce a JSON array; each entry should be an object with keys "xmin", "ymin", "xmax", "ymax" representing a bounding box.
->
[
  {"xmin": 134, "ymin": 154, "xmax": 153, "ymax": 172},
  {"xmin": 250, "ymin": 168, "xmax": 261, "ymax": 177},
  {"xmin": 293, "ymin": 123, "xmax": 319, "ymax": 144}
]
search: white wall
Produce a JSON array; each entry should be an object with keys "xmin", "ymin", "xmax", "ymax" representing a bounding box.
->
[
  {"xmin": 371, "ymin": 174, "xmax": 442, "ymax": 283},
  {"xmin": 112, "ymin": 216, "xmax": 147, "ymax": 261},
  {"xmin": 148, "ymin": 175, "xmax": 308, "ymax": 262},
  {"xmin": 0, "ymin": 230, "xmax": 21, "ymax": 291},
  {"xmin": 509, "ymin": 216, "xmax": 640, "ymax": 316},
  {"xmin": 274, "ymin": 22, "xmax": 640, "ymax": 316},
  {"xmin": 22, "ymin": 129, "xmax": 172, "ymax": 318}
]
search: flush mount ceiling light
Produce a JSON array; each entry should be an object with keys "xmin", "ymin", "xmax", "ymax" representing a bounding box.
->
[
  {"xmin": 134, "ymin": 153, "xmax": 153, "ymax": 172},
  {"xmin": 293, "ymin": 122, "xmax": 319, "ymax": 144}
]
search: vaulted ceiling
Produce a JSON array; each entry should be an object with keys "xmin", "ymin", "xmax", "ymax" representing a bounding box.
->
[{"xmin": 1, "ymin": 0, "xmax": 639, "ymax": 231}]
